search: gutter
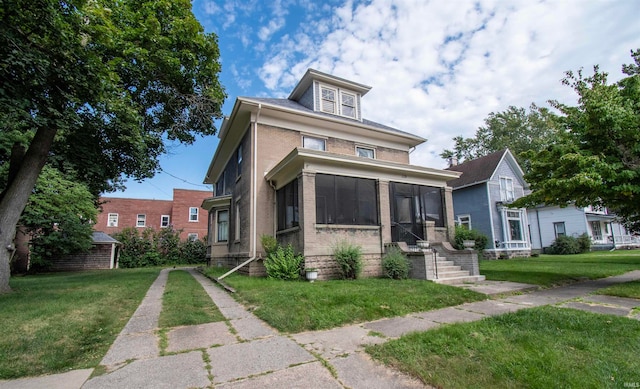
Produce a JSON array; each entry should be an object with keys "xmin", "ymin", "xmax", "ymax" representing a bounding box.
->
[{"xmin": 218, "ymin": 103, "xmax": 262, "ymax": 280}]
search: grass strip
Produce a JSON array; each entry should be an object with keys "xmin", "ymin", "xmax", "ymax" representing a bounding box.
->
[
  {"xmin": 0, "ymin": 268, "xmax": 160, "ymax": 379},
  {"xmin": 367, "ymin": 306, "xmax": 640, "ymax": 388},
  {"xmin": 596, "ymin": 280, "xmax": 640, "ymax": 299},
  {"xmin": 201, "ymin": 267, "xmax": 485, "ymax": 333},
  {"xmin": 480, "ymin": 250, "xmax": 640, "ymax": 287},
  {"xmin": 159, "ymin": 270, "xmax": 225, "ymax": 328}
]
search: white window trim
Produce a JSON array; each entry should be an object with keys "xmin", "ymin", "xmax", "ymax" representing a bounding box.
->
[
  {"xmin": 499, "ymin": 176, "xmax": 515, "ymax": 202},
  {"xmin": 161, "ymin": 215, "xmax": 170, "ymax": 228},
  {"xmin": 457, "ymin": 214, "xmax": 471, "ymax": 229},
  {"xmin": 355, "ymin": 145, "xmax": 375, "ymax": 159},
  {"xmin": 107, "ymin": 213, "xmax": 118, "ymax": 227},
  {"xmin": 189, "ymin": 207, "xmax": 199, "ymax": 222},
  {"xmin": 500, "ymin": 208, "xmax": 526, "ymax": 243},
  {"xmin": 302, "ymin": 135, "xmax": 327, "ymax": 151},
  {"xmin": 187, "ymin": 233, "xmax": 198, "ymax": 241},
  {"xmin": 317, "ymin": 83, "xmax": 359, "ymax": 119},
  {"xmin": 136, "ymin": 214, "xmax": 146, "ymax": 228},
  {"xmin": 216, "ymin": 209, "xmax": 229, "ymax": 243}
]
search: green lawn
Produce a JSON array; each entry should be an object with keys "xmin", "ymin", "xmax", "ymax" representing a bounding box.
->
[
  {"xmin": 596, "ymin": 280, "xmax": 640, "ymax": 299},
  {"xmin": 480, "ymin": 250, "xmax": 640, "ymax": 287},
  {"xmin": 367, "ymin": 306, "xmax": 640, "ymax": 388},
  {"xmin": 0, "ymin": 269, "xmax": 160, "ymax": 379},
  {"xmin": 159, "ymin": 270, "xmax": 225, "ymax": 328},
  {"xmin": 201, "ymin": 267, "xmax": 486, "ymax": 333}
]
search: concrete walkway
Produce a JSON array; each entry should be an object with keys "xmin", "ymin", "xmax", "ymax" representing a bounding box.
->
[{"xmin": 2, "ymin": 269, "xmax": 639, "ymax": 389}]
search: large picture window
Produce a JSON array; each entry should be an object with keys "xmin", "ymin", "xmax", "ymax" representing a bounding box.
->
[
  {"xmin": 316, "ymin": 174, "xmax": 378, "ymax": 225},
  {"xmin": 277, "ymin": 179, "xmax": 299, "ymax": 231}
]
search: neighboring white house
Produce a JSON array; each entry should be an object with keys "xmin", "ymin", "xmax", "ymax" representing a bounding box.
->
[{"xmin": 528, "ymin": 205, "xmax": 637, "ymax": 251}]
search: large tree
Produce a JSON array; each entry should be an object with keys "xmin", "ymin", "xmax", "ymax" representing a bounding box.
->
[
  {"xmin": 441, "ymin": 104, "xmax": 561, "ymax": 171},
  {"xmin": 514, "ymin": 49, "xmax": 640, "ymax": 230},
  {"xmin": 0, "ymin": 0, "xmax": 225, "ymax": 292}
]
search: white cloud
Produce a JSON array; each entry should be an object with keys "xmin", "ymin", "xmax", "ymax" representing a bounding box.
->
[{"xmin": 256, "ymin": 0, "xmax": 640, "ymax": 169}]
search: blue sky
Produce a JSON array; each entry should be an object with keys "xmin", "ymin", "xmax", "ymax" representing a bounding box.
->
[{"xmin": 109, "ymin": 0, "xmax": 640, "ymax": 200}]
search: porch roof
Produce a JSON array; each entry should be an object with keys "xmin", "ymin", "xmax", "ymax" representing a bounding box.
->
[
  {"xmin": 586, "ymin": 213, "xmax": 617, "ymax": 222},
  {"xmin": 265, "ymin": 148, "xmax": 461, "ymax": 189},
  {"xmin": 201, "ymin": 195, "xmax": 232, "ymax": 211}
]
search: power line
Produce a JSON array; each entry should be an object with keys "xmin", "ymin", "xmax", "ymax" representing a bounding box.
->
[{"xmin": 159, "ymin": 168, "xmax": 212, "ymax": 189}]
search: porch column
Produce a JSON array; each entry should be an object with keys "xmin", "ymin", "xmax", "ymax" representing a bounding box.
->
[
  {"xmin": 378, "ymin": 180, "xmax": 392, "ymax": 244},
  {"xmin": 443, "ymin": 186, "xmax": 455, "ymax": 243},
  {"xmin": 300, "ymin": 171, "xmax": 316, "ymax": 253}
]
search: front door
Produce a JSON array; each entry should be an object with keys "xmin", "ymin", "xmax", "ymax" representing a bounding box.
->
[{"xmin": 391, "ymin": 194, "xmax": 424, "ymax": 245}]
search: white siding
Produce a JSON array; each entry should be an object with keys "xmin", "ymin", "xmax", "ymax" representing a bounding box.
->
[{"xmin": 527, "ymin": 206, "xmax": 588, "ymax": 249}]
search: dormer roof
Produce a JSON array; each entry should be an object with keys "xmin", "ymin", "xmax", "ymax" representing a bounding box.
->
[{"xmin": 288, "ymin": 68, "xmax": 371, "ymax": 101}]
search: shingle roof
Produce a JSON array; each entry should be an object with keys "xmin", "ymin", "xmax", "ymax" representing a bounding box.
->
[
  {"xmin": 92, "ymin": 231, "xmax": 120, "ymax": 244},
  {"xmin": 446, "ymin": 149, "xmax": 507, "ymax": 189},
  {"xmin": 243, "ymin": 97, "xmax": 422, "ymax": 140}
]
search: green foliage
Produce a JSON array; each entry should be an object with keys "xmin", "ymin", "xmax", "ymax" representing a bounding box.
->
[
  {"xmin": 514, "ymin": 49, "xmax": 640, "ymax": 230},
  {"xmin": 382, "ymin": 247, "xmax": 411, "ymax": 279},
  {"xmin": 367, "ymin": 306, "xmax": 640, "ymax": 389},
  {"xmin": 546, "ymin": 234, "xmax": 591, "ymax": 255},
  {"xmin": 453, "ymin": 225, "xmax": 489, "ymax": 253},
  {"xmin": 441, "ymin": 104, "xmax": 561, "ymax": 171},
  {"xmin": 333, "ymin": 240, "xmax": 363, "ymax": 280},
  {"xmin": 264, "ymin": 244, "xmax": 303, "ymax": 281},
  {"xmin": 112, "ymin": 227, "xmax": 206, "ymax": 267},
  {"xmin": 260, "ymin": 234, "xmax": 278, "ymax": 256},
  {"xmin": 19, "ymin": 167, "xmax": 97, "ymax": 270}
]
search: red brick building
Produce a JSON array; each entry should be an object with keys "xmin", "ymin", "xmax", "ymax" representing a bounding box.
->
[{"xmin": 97, "ymin": 189, "xmax": 210, "ymax": 241}]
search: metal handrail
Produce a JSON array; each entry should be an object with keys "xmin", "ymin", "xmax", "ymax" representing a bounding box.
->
[{"xmin": 391, "ymin": 222, "xmax": 424, "ymax": 242}]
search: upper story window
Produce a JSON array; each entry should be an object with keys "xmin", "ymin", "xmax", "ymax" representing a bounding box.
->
[
  {"xmin": 319, "ymin": 84, "xmax": 359, "ymax": 119},
  {"xmin": 136, "ymin": 214, "xmax": 146, "ymax": 227},
  {"xmin": 161, "ymin": 215, "xmax": 170, "ymax": 227},
  {"xmin": 302, "ymin": 136, "xmax": 326, "ymax": 151},
  {"xmin": 500, "ymin": 177, "xmax": 515, "ymax": 202},
  {"xmin": 356, "ymin": 146, "xmax": 375, "ymax": 159},
  {"xmin": 215, "ymin": 171, "xmax": 226, "ymax": 197},
  {"xmin": 236, "ymin": 144, "xmax": 243, "ymax": 178},
  {"xmin": 107, "ymin": 213, "xmax": 118, "ymax": 227},
  {"xmin": 340, "ymin": 92, "xmax": 356, "ymax": 118},
  {"xmin": 189, "ymin": 207, "xmax": 199, "ymax": 222}
]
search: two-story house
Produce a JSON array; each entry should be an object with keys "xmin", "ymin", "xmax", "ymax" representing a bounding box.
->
[
  {"xmin": 447, "ymin": 149, "xmax": 532, "ymax": 258},
  {"xmin": 202, "ymin": 69, "xmax": 469, "ymax": 279},
  {"xmin": 528, "ymin": 204, "xmax": 637, "ymax": 251}
]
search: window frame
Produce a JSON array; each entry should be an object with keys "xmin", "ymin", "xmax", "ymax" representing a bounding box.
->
[
  {"xmin": 458, "ymin": 214, "xmax": 471, "ymax": 229},
  {"xmin": 340, "ymin": 91, "xmax": 356, "ymax": 118},
  {"xmin": 136, "ymin": 214, "xmax": 146, "ymax": 228},
  {"xmin": 554, "ymin": 222, "xmax": 566, "ymax": 238},
  {"xmin": 499, "ymin": 176, "xmax": 515, "ymax": 202},
  {"xmin": 235, "ymin": 200, "xmax": 241, "ymax": 241},
  {"xmin": 302, "ymin": 135, "xmax": 326, "ymax": 151},
  {"xmin": 215, "ymin": 171, "xmax": 226, "ymax": 197},
  {"xmin": 506, "ymin": 210, "xmax": 524, "ymax": 241},
  {"xmin": 320, "ymin": 85, "xmax": 337, "ymax": 114},
  {"xmin": 161, "ymin": 215, "xmax": 170, "ymax": 228},
  {"xmin": 107, "ymin": 213, "xmax": 118, "ymax": 227},
  {"xmin": 236, "ymin": 143, "xmax": 243, "ymax": 178},
  {"xmin": 315, "ymin": 174, "xmax": 378, "ymax": 226},
  {"xmin": 189, "ymin": 207, "xmax": 199, "ymax": 222},
  {"xmin": 216, "ymin": 209, "xmax": 229, "ymax": 243},
  {"xmin": 277, "ymin": 179, "xmax": 299, "ymax": 231},
  {"xmin": 187, "ymin": 233, "xmax": 198, "ymax": 241},
  {"xmin": 356, "ymin": 145, "xmax": 375, "ymax": 159}
]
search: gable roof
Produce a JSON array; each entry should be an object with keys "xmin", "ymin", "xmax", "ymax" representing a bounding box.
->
[{"xmin": 446, "ymin": 149, "xmax": 525, "ymax": 189}]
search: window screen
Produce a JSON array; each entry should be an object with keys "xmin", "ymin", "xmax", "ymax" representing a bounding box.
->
[
  {"xmin": 315, "ymin": 174, "xmax": 378, "ymax": 225},
  {"xmin": 277, "ymin": 179, "xmax": 299, "ymax": 230}
]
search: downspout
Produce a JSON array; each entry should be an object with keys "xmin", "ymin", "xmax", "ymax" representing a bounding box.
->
[
  {"xmin": 219, "ymin": 103, "xmax": 262, "ymax": 280},
  {"xmin": 535, "ymin": 209, "xmax": 542, "ymax": 251}
]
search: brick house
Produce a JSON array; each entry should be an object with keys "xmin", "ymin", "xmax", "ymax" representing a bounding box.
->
[
  {"xmin": 202, "ymin": 69, "xmax": 484, "ymax": 280},
  {"xmin": 97, "ymin": 188, "xmax": 210, "ymax": 241}
]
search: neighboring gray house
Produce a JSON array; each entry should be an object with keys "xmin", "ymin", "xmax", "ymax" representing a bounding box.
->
[
  {"xmin": 447, "ymin": 149, "xmax": 531, "ymax": 258},
  {"xmin": 528, "ymin": 205, "xmax": 638, "ymax": 251}
]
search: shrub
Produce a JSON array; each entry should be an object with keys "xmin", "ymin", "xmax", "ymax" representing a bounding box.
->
[
  {"xmin": 453, "ymin": 225, "xmax": 489, "ymax": 253},
  {"xmin": 264, "ymin": 244, "xmax": 303, "ymax": 280},
  {"xmin": 178, "ymin": 238, "xmax": 207, "ymax": 264},
  {"xmin": 333, "ymin": 240, "xmax": 363, "ymax": 280},
  {"xmin": 260, "ymin": 234, "xmax": 278, "ymax": 256},
  {"xmin": 382, "ymin": 247, "xmax": 410, "ymax": 279},
  {"xmin": 547, "ymin": 235, "xmax": 580, "ymax": 255},
  {"xmin": 576, "ymin": 233, "xmax": 592, "ymax": 253}
]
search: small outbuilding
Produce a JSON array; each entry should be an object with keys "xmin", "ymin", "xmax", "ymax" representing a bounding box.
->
[{"xmin": 46, "ymin": 231, "xmax": 121, "ymax": 271}]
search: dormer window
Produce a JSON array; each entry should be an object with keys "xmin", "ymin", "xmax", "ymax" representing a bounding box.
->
[
  {"xmin": 318, "ymin": 84, "xmax": 359, "ymax": 119},
  {"xmin": 341, "ymin": 92, "xmax": 356, "ymax": 118}
]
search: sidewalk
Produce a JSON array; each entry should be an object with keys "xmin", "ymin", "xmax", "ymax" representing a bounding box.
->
[{"xmin": 1, "ymin": 269, "xmax": 639, "ymax": 389}]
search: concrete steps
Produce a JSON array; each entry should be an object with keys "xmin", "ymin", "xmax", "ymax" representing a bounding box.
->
[{"xmin": 432, "ymin": 254, "xmax": 485, "ymax": 285}]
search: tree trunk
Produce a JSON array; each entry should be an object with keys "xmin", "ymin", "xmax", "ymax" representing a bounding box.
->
[{"xmin": 0, "ymin": 126, "xmax": 57, "ymax": 293}]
